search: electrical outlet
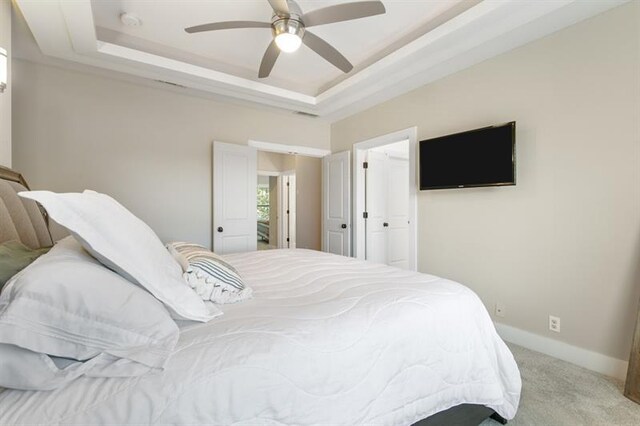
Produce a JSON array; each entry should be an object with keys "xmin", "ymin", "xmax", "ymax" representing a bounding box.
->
[
  {"xmin": 495, "ymin": 302, "xmax": 506, "ymax": 318},
  {"xmin": 549, "ymin": 315, "xmax": 561, "ymax": 333}
]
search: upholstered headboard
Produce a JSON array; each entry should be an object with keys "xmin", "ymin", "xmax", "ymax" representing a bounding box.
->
[{"xmin": 0, "ymin": 166, "xmax": 53, "ymax": 249}]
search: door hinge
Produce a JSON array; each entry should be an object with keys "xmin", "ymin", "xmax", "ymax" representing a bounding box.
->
[
  {"xmin": 363, "ymin": 212, "xmax": 368, "ymax": 219},
  {"xmin": 363, "ymin": 162, "xmax": 368, "ymax": 169}
]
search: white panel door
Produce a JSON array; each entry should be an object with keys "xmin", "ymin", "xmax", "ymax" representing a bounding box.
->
[
  {"xmin": 386, "ymin": 157, "xmax": 410, "ymax": 269},
  {"xmin": 213, "ymin": 141, "xmax": 257, "ymax": 254},
  {"xmin": 365, "ymin": 151, "xmax": 388, "ymax": 264},
  {"xmin": 322, "ymin": 151, "xmax": 350, "ymax": 256}
]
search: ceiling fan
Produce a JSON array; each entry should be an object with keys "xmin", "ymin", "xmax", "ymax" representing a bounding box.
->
[{"xmin": 185, "ymin": 0, "xmax": 386, "ymax": 78}]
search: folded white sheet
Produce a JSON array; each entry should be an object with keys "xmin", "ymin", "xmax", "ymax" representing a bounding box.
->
[{"xmin": 0, "ymin": 344, "xmax": 153, "ymax": 391}]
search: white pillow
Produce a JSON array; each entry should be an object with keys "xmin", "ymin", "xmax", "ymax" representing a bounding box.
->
[
  {"xmin": 0, "ymin": 343, "xmax": 153, "ymax": 391},
  {"xmin": 19, "ymin": 190, "xmax": 220, "ymax": 322},
  {"xmin": 0, "ymin": 237, "xmax": 179, "ymax": 368}
]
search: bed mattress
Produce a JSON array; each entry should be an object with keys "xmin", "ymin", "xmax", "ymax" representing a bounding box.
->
[{"xmin": 0, "ymin": 249, "xmax": 521, "ymax": 425}]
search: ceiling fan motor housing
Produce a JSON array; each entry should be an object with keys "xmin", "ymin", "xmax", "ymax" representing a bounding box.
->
[{"xmin": 272, "ymin": 18, "xmax": 305, "ymax": 41}]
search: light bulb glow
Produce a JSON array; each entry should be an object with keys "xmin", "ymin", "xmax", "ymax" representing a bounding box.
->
[{"xmin": 275, "ymin": 33, "xmax": 302, "ymax": 53}]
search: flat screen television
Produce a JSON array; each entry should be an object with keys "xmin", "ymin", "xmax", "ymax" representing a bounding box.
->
[{"xmin": 419, "ymin": 122, "xmax": 516, "ymax": 190}]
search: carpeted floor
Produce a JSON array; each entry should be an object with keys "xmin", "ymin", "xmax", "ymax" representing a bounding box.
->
[{"xmin": 481, "ymin": 344, "xmax": 640, "ymax": 425}]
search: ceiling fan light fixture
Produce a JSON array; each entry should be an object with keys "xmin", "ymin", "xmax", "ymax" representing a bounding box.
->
[
  {"xmin": 275, "ymin": 33, "xmax": 301, "ymax": 53},
  {"xmin": 272, "ymin": 19, "xmax": 304, "ymax": 53},
  {"xmin": 184, "ymin": 0, "xmax": 387, "ymax": 77}
]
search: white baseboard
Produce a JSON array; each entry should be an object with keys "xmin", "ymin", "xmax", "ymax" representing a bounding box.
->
[{"xmin": 494, "ymin": 322, "xmax": 628, "ymax": 381}]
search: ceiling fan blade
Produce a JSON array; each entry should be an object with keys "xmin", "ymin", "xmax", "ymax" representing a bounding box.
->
[
  {"xmin": 303, "ymin": 31, "xmax": 353, "ymax": 73},
  {"xmin": 267, "ymin": 0, "xmax": 290, "ymax": 16},
  {"xmin": 303, "ymin": 1, "xmax": 386, "ymax": 27},
  {"xmin": 286, "ymin": 0, "xmax": 303, "ymax": 16},
  {"xmin": 185, "ymin": 21, "xmax": 271, "ymax": 34},
  {"xmin": 259, "ymin": 40, "xmax": 281, "ymax": 78}
]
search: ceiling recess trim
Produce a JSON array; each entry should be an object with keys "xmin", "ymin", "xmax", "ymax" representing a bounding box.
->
[
  {"xmin": 248, "ymin": 140, "xmax": 331, "ymax": 157},
  {"xmin": 14, "ymin": 0, "xmax": 629, "ymax": 121},
  {"xmin": 96, "ymin": 42, "xmax": 316, "ymax": 106}
]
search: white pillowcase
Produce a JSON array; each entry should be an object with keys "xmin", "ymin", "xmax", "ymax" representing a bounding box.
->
[
  {"xmin": 19, "ymin": 190, "xmax": 220, "ymax": 322},
  {"xmin": 0, "ymin": 237, "xmax": 179, "ymax": 369},
  {"xmin": 0, "ymin": 343, "xmax": 153, "ymax": 391}
]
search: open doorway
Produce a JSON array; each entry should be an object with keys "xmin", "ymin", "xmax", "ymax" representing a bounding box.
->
[
  {"xmin": 353, "ymin": 128, "xmax": 418, "ymax": 270},
  {"xmin": 364, "ymin": 140, "xmax": 410, "ymax": 268},
  {"xmin": 257, "ymin": 174, "xmax": 276, "ymax": 250},
  {"xmin": 213, "ymin": 141, "xmax": 327, "ymax": 255},
  {"xmin": 256, "ymin": 171, "xmax": 297, "ymax": 250},
  {"xmin": 257, "ymin": 151, "xmax": 299, "ymax": 250}
]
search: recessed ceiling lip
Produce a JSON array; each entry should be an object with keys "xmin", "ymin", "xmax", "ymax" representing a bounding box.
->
[
  {"xmin": 95, "ymin": 41, "xmax": 318, "ymax": 106},
  {"xmin": 154, "ymin": 79, "xmax": 187, "ymax": 89},
  {"xmin": 294, "ymin": 111, "xmax": 319, "ymax": 118}
]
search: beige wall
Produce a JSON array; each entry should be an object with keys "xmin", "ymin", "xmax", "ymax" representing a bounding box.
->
[
  {"xmin": 12, "ymin": 59, "xmax": 330, "ymax": 247},
  {"xmin": 0, "ymin": 0, "xmax": 11, "ymax": 167},
  {"xmin": 295, "ymin": 156, "xmax": 322, "ymax": 250},
  {"xmin": 332, "ymin": 3, "xmax": 640, "ymax": 361},
  {"xmin": 257, "ymin": 151, "xmax": 295, "ymax": 173}
]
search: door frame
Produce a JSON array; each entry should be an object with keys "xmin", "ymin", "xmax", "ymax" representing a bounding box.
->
[
  {"xmin": 257, "ymin": 169, "xmax": 296, "ymax": 249},
  {"xmin": 257, "ymin": 170, "xmax": 279, "ymax": 249},
  {"xmin": 257, "ymin": 170, "xmax": 282, "ymax": 177},
  {"xmin": 249, "ymin": 140, "xmax": 330, "ymax": 158},
  {"xmin": 253, "ymin": 139, "xmax": 328, "ymax": 252},
  {"xmin": 352, "ymin": 127, "xmax": 418, "ymax": 271},
  {"xmin": 278, "ymin": 171, "xmax": 296, "ymax": 249}
]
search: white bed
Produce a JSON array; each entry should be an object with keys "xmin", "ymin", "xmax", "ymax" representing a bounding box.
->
[{"xmin": 0, "ymin": 248, "xmax": 520, "ymax": 425}]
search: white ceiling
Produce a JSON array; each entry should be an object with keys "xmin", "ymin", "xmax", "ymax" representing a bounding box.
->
[
  {"xmin": 90, "ymin": 0, "xmax": 463, "ymax": 95},
  {"xmin": 13, "ymin": 0, "xmax": 628, "ymax": 121}
]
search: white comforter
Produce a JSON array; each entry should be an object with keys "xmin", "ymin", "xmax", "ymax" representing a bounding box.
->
[{"xmin": 0, "ymin": 249, "xmax": 521, "ymax": 425}]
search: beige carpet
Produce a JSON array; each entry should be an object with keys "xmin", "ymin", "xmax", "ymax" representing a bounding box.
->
[{"xmin": 481, "ymin": 344, "xmax": 640, "ymax": 425}]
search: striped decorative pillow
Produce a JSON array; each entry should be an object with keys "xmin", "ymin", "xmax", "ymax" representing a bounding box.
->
[{"xmin": 167, "ymin": 242, "xmax": 252, "ymax": 304}]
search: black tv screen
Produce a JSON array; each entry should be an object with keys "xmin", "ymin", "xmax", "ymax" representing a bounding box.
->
[{"xmin": 419, "ymin": 122, "xmax": 516, "ymax": 190}]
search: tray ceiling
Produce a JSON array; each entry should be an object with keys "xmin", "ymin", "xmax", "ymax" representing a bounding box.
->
[
  {"xmin": 13, "ymin": 0, "xmax": 628, "ymax": 120},
  {"xmin": 91, "ymin": 0, "xmax": 462, "ymax": 95}
]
